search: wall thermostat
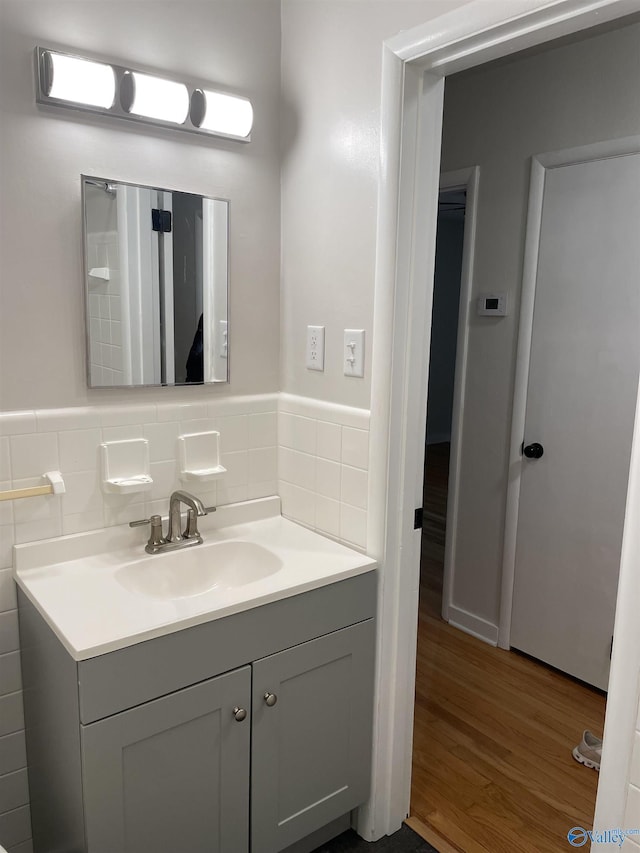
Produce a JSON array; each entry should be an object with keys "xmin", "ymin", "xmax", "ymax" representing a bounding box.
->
[{"xmin": 477, "ymin": 293, "xmax": 508, "ymax": 316}]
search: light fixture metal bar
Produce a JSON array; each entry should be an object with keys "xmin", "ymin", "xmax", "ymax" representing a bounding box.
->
[{"xmin": 34, "ymin": 46, "xmax": 252, "ymax": 143}]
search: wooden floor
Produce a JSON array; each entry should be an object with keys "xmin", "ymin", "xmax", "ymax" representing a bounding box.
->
[{"xmin": 410, "ymin": 443, "xmax": 606, "ymax": 853}]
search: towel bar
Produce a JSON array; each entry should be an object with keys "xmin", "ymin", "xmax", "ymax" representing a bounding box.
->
[{"xmin": 0, "ymin": 471, "xmax": 66, "ymax": 502}]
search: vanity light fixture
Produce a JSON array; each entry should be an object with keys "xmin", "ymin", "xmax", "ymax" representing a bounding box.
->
[
  {"xmin": 121, "ymin": 71, "xmax": 189, "ymax": 124},
  {"xmin": 190, "ymin": 89, "xmax": 253, "ymax": 139},
  {"xmin": 38, "ymin": 49, "xmax": 116, "ymax": 109},
  {"xmin": 35, "ymin": 46, "xmax": 253, "ymax": 142}
]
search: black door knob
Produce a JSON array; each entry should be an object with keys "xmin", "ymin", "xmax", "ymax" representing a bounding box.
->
[{"xmin": 523, "ymin": 442, "xmax": 544, "ymax": 459}]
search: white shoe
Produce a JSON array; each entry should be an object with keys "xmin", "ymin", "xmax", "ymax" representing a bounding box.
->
[{"xmin": 572, "ymin": 730, "xmax": 602, "ymax": 771}]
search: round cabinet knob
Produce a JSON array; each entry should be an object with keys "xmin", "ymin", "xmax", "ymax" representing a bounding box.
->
[
  {"xmin": 233, "ymin": 707, "xmax": 247, "ymax": 722},
  {"xmin": 264, "ymin": 692, "xmax": 278, "ymax": 707},
  {"xmin": 523, "ymin": 442, "xmax": 544, "ymax": 459}
]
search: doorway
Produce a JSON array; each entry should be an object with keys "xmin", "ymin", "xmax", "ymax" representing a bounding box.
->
[
  {"xmin": 402, "ymin": 16, "xmax": 640, "ymax": 852},
  {"xmin": 412, "ymin": 147, "xmax": 615, "ymax": 853},
  {"xmin": 364, "ymin": 1, "xmax": 640, "ymax": 842},
  {"xmin": 420, "ymin": 187, "xmax": 466, "ymax": 621}
]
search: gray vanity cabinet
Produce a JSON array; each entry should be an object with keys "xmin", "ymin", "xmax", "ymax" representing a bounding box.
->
[
  {"xmin": 81, "ymin": 667, "xmax": 251, "ymax": 853},
  {"xmin": 19, "ymin": 570, "xmax": 377, "ymax": 853},
  {"xmin": 251, "ymin": 620, "xmax": 375, "ymax": 853}
]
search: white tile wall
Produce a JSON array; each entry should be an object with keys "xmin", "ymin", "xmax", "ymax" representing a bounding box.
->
[
  {"xmin": 0, "ymin": 395, "xmax": 278, "ymax": 552},
  {"xmin": 0, "ymin": 414, "xmax": 36, "ymax": 437},
  {"xmin": 278, "ymin": 394, "xmax": 370, "ymax": 550},
  {"xmin": 0, "ymin": 731, "xmax": 26, "ymax": 778},
  {"xmin": 0, "ymin": 802, "xmax": 31, "ymax": 850},
  {"xmin": 0, "ymin": 693, "xmax": 24, "ymax": 739},
  {"xmin": 316, "ymin": 458, "xmax": 341, "ymax": 499},
  {"xmin": 87, "ymin": 231, "xmax": 126, "ymax": 387},
  {"xmin": 0, "ymin": 569, "xmax": 17, "ymax": 612},
  {"xmin": 317, "ymin": 420, "xmax": 341, "ymax": 461},
  {"xmin": 7, "ymin": 840, "xmax": 33, "ymax": 853},
  {"xmin": 341, "ymin": 426, "xmax": 369, "ymax": 470}
]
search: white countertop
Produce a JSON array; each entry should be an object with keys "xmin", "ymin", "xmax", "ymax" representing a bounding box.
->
[{"xmin": 13, "ymin": 497, "xmax": 377, "ymax": 661}]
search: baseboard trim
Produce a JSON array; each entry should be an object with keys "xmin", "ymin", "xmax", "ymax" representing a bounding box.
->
[
  {"xmin": 405, "ymin": 816, "xmax": 463, "ymax": 853},
  {"xmin": 447, "ymin": 605, "xmax": 498, "ymax": 646}
]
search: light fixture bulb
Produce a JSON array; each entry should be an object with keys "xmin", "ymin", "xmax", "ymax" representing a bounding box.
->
[
  {"xmin": 122, "ymin": 71, "xmax": 189, "ymax": 124},
  {"xmin": 44, "ymin": 51, "xmax": 116, "ymax": 109},
  {"xmin": 191, "ymin": 89, "xmax": 253, "ymax": 139}
]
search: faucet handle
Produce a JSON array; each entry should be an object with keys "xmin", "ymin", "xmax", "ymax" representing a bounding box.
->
[
  {"xmin": 147, "ymin": 515, "xmax": 165, "ymax": 547},
  {"xmin": 129, "ymin": 515, "xmax": 166, "ymax": 554},
  {"xmin": 129, "ymin": 517, "xmax": 151, "ymax": 527},
  {"xmin": 184, "ymin": 509, "xmax": 203, "ymax": 540},
  {"xmin": 183, "ymin": 502, "xmax": 216, "ymax": 540},
  {"xmin": 183, "ymin": 505, "xmax": 215, "ymax": 539},
  {"xmin": 130, "ymin": 514, "xmax": 165, "ymax": 549},
  {"xmin": 130, "ymin": 514, "xmax": 163, "ymax": 527}
]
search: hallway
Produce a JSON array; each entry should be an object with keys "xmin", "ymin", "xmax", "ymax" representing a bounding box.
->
[{"xmin": 410, "ymin": 444, "xmax": 606, "ymax": 852}]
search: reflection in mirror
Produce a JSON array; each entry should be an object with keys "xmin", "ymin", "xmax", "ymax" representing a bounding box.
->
[{"xmin": 82, "ymin": 176, "xmax": 229, "ymax": 387}]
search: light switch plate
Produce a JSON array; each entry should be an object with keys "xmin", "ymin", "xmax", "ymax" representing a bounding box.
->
[
  {"xmin": 344, "ymin": 329, "xmax": 365, "ymax": 377},
  {"xmin": 306, "ymin": 325, "xmax": 325, "ymax": 371}
]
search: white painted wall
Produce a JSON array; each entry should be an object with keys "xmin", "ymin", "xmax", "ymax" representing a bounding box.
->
[
  {"xmin": 439, "ymin": 20, "xmax": 640, "ymax": 626},
  {"xmin": 280, "ymin": 0, "xmax": 473, "ymax": 410},
  {"xmin": 0, "ymin": 0, "xmax": 281, "ymax": 411}
]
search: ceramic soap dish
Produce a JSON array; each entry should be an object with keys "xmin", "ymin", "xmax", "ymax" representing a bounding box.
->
[
  {"xmin": 101, "ymin": 438, "xmax": 153, "ymax": 494},
  {"xmin": 179, "ymin": 431, "xmax": 226, "ymax": 482}
]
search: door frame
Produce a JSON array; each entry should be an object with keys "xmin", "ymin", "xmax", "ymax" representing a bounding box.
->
[
  {"xmin": 362, "ymin": 0, "xmax": 640, "ymax": 841},
  {"xmin": 498, "ymin": 135, "xmax": 640, "ymax": 651},
  {"xmin": 437, "ymin": 168, "xmax": 480, "ymax": 628}
]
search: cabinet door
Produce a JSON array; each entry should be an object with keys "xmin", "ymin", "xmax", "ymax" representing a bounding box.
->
[
  {"xmin": 81, "ymin": 666, "xmax": 251, "ymax": 853},
  {"xmin": 251, "ymin": 619, "xmax": 375, "ymax": 853}
]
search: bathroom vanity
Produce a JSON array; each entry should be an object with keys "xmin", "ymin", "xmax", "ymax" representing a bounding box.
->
[{"xmin": 14, "ymin": 499, "xmax": 377, "ymax": 853}]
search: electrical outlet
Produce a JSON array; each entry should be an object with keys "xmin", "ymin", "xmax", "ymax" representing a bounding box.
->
[
  {"xmin": 306, "ymin": 325, "xmax": 325, "ymax": 371},
  {"xmin": 344, "ymin": 329, "xmax": 365, "ymax": 377}
]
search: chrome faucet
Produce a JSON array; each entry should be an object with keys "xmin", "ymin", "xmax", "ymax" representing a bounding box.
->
[
  {"xmin": 167, "ymin": 490, "xmax": 207, "ymax": 543},
  {"xmin": 130, "ymin": 490, "xmax": 215, "ymax": 554}
]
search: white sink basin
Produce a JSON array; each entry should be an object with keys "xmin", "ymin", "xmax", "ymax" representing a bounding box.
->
[
  {"xmin": 115, "ymin": 540, "xmax": 283, "ymax": 600},
  {"xmin": 14, "ymin": 498, "xmax": 377, "ymax": 660}
]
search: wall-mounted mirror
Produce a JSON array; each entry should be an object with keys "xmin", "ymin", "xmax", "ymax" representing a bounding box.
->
[{"xmin": 82, "ymin": 176, "xmax": 229, "ymax": 387}]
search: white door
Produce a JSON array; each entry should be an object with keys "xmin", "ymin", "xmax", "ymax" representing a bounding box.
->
[{"xmin": 510, "ymin": 150, "xmax": 640, "ymax": 691}]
